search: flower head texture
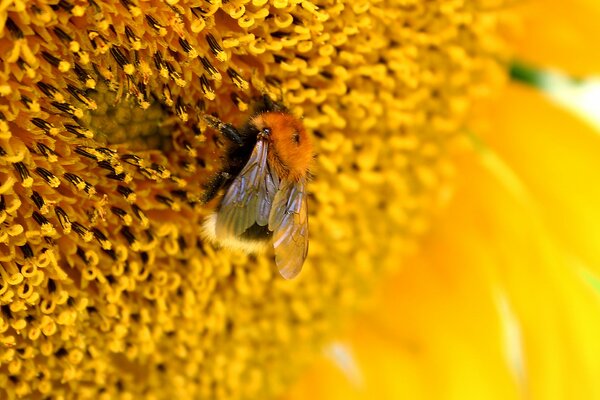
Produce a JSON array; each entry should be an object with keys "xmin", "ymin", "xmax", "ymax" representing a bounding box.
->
[
  {"xmin": 1, "ymin": 0, "xmax": 520, "ymax": 398},
  {"xmin": 285, "ymin": 1, "xmax": 600, "ymax": 399}
]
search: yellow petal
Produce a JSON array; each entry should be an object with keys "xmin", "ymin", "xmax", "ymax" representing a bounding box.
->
[
  {"xmin": 286, "ymin": 94, "xmax": 600, "ymax": 397},
  {"xmin": 511, "ymin": 0, "xmax": 600, "ymax": 76},
  {"xmin": 484, "ymin": 84, "xmax": 600, "ymax": 274}
]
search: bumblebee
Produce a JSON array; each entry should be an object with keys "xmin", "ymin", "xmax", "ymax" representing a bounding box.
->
[{"xmin": 202, "ymin": 96, "xmax": 313, "ymax": 279}]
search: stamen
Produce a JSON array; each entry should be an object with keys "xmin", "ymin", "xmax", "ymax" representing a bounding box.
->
[
  {"xmin": 53, "ymin": 27, "xmax": 73, "ymax": 43},
  {"xmin": 74, "ymin": 146, "xmax": 98, "ymax": 161},
  {"xmin": 117, "ymin": 185, "xmax": 136, "ymax": 203},
  {"xmin": 76, "ymin": 246, "xmax": 89, "ymax": 264},
  {"xmin": 145, "ymin": 15, "xmax": 167, "ymax": 36},
  {"xmin": 206, "ymin": 34, "xmax": 227, "ymax": 61},
  {"xmin": 63, "ymin": 172, "xmax": 87, "ymax": 191},
  {"xmin": 111, "ymin": 207, "xmax": 132, "ymax": 225},
  {"xmin": 65, "ymin": 124, "xmax": 94, "ymax": 139},
  {"xmin": 20, "ymin": 243, "xmax": 34, "ymax": 259},
  {"xmin": 73, "ymin": 63, "xmax": 96, "ymax": 88},
  {"xmin": 120, "ymin": 0, "xmax": 142, "ymax": 17},
  {"xmin": 21, "ymin": 96, "xmax": 40, "ymax": 112},
  {"xmin": 179, "ymin": 38, "xmax": 198, "ymax": 59},
  {"xmin": 120, "ymin": 227, "xmax": 139, "ymax": 250},
  {"xmin": 200, "ymin": 57, "xmax": 221, "ymax": 80},
  {"xmin": 162, "ymin": 84, "xmax": 174, "ymax": 106},
  {"xmin": 92, "ymin": 228, "xmax": 112, "ymax": 250},
  {"xmin": 131, "ymin": 204, "xmax": 149, "ymax": 228},
  {"xmin": 5, "ymin": 18, "xmax": 23, "ymax": 39},
  {"xmin": 41, "ymin": 51, "xmax": 71, "ymax": 72},
  {"xmin": 155, "ymin": 195, "xmax": 179, "ymax": 210},
  {"xmin": 31, "ymin": 118, "xmax": 59, "ymax": 136},
  {"xmin": 36, "ymin": 144, "xmax": 59, "ymax": 162},
  {"xmin": 66, "ymin": 85, "xmax": 97, "ymax": 110},
  {"xmin": 55, "ymin": 207, "xmax": 71, "ymax": 233},
  {"xmin": 199, "ymin": 75, "xmax": 216, "ymax": 100},
  {"xmin": 125, "ymin": 26, "xmax": 142, "ymax": 50},
  {"xmin": 30, "ymin": 191, "xmax": 45, "ymax": 211},
  {"xmin": 120, "ymin": 154, "xmax": 145, "ymax": 168},
  {"xmin": 72, "ymin": 222, "xmax": 93, "ymax": 242},
  {"xmin": 51, "ymin": 101, "xmax": 83, "ymax": 118},
  {"xmin": 110, "ymin": 47, "xmax": 135, "ymax": 75},
  {"xmin": 13, "ymin": 162, "xmax": 33, "ymax": 187},
  {"xmin": 37, "ymin": 82, "xmax": 65, "ymax": 102}
]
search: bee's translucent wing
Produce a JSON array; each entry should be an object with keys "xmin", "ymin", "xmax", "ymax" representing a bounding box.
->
[
  {"xmin": 268, "ymin": 179, "xmax": 309, "ymax": 279},
  {"xmin": 216, "ymin": 139, "xmax": 279, "ymax": 237}
]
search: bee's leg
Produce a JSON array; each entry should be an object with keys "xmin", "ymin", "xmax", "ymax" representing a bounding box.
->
[
  {"xmin": 201, "ymin": 170, "xmax": 232, "ymax": 203},
  {"xmin": 203, "ymin": 115, "xmax": 244, "ymax": 146}
]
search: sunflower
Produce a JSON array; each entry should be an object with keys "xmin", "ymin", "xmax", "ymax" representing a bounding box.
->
[
  {"xmin": 284, "ymin": 1, "xmax": 600, "ymax": 399},
  {"xmin": 0, "ymin": 0, "xmax": 586, "ymax": 399}
]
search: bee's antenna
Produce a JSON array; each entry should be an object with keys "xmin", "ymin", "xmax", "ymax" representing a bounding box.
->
[{"xmin": 203, "ymin": 114, "xmax": 244, "ymax": 146}]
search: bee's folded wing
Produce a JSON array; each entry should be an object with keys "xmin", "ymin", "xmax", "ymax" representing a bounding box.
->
[
  {"xmin": 216, "ymin": 140, "xmax": 279, "ymax": 238},
  {"xmin": 269, "ymin": 179, "xmax": 309, "ymax": 279}
]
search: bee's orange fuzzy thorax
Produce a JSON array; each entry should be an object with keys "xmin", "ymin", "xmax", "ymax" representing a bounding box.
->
[{"xmin": 252, "ymin": 112, "xmax": 313, "ymax": 181}]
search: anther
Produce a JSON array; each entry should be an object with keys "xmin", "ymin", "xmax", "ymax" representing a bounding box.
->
[
  {"xmin": 53, "ymin": 27, "xmax": 72, "ymax": 43},
  {"xmin": 36, "ymin": 143, "xmax": 59, "ymax": 162},
  {"xmin": 199, "ymin": 75, "xmax": 215, "ymax": 100},
  {"xmin": 155, "ymin": 195, "xmax": 178, "ymax": 210},
  {"xmin": 120, "ymin": 154, "xmax": 145, "ymax": 167},
  {"xmin": 151, "ymin": 163, "xmax": 170, "ymax": 179},
  {"xmin": 21, "ymin": 96, "xmax": 39, "ymax": 112},
  {"xmin": 165, "ymin": 62, "xmax": 186, "ymax": 87},
  {"xmin": 57, "ymin": 0, "xmax": 75, "ymax": 12},
  {"xmin": 200, "ymin": 57, "xmax": 221, "ymax": 80},
  {"xmin": 179, "ymin": 38, "xmax": 198, "ymax": 58},
  {"xmin": 55, "ymin": 207, "xmax": 72, "ymax": 233},
  {"xmin": 76, "ymin": 246, "xmax": 89, "ymax": 264},
  {"xmin": 162, "ymin": 84, "xmax": 174, "ymax": 106},
  {"xmin": 74, "ymin": 63, "xmax": 96, "ymax": 88},
  {"xmin": 13, "ymin": 162, "xmax": 33, "ymax": 186},
  {"xmin": 111, "ymin": 207, "xmax": 132, "ymax": 225},
  {"xmin": 120, "ymin": 0, "xmax": 142, "ymax": 16},
  {"xmin": 125, "ymin": 26, "xmax": 141, "ymax": 49},
  {"xmin": 74, "ymin": 146, "xmax": 98, "ymax": 161},
  {"xmin": 102, "ymin": 248, "xmax": 117, "ymax": 261},
  {"xmin": 66, "ymin": 85, "xmax": 97, "ymax": 109},
  {"xmin": 108, "ymin": 173, "xmax": 131, "ymax": 182},
  {"xmin": 37, "ymin": 82, "xmax": 65, "ymax": 102},
  {"xmin": 176, "ymin": 97, "xmax": 189, "ymax": 121},
  {"xmin": 110, "ymin": 47, "xmax": 135, "ymax": 75},
  {"xmin": 20, "ymin": 244, "xmax": 34, "ymax": 259},
  {"xmin": 131, "ymin": 204, "xmax": 149, "ymax": 228},
  {"xmin": 120, "ymin": 227, "xmax": 139, "ymax": 250},
  {"xmin": 65, "ymin": 124, "xmax": 94, "ymax": 139},
  {"xmin": 178, "ymin": 235, "xmax": 187, "ymax": 252},
  {"xmin": 31, "ymin": 118, "xmax": 59, "ymax": 136},
  {"xmin": 146, "ymin": 15, "xmax": 167, "ymax": 36},
  {"xmin": 72, "ymin": 222, "xmax": 93, "ymax": 242},
  {"xmin": 48, "ymin": 279, "xmax": 57, "ymax": 293},
  {"xmin": 117, "ymin": 185, "xmax": 136, "ymax": 203},
  {"xmin": 41, "ymin": 51, "xmax": 70, "ymax": 72},
  {"xmin": 92, "ymin": 228, "xmax": 112, "ymax": 250},
  {"xmin": 5, "ymin": 18, "xmax": 23, "ymax": 39},
  {"xmin": 153, "ymin": 52, "xmax": 168, "ymax": 78},
  {"xmin": 206, "ymin": 34, "xmax": 226, "ymax": 61},
  {"xmin": 227, "ymin": 68, "xmax": 249, "ymax": 90},
  {"xmin": 231, "ymin": 92, "xmax": 249, "ymax": 111},
  {"xmin": 31, "ymin": 192, "xmax": 45, "ymax": 211},
  {"xmin": 51, "ymin": 101, "xmax": 83, "ymax": 118},
  {"xmin": 32, "ymin": 211, "xmax": 53, "ymax": 234},
  {"xmin": 63, "ymin": 172, "xmax": 86, "ymax": 191}
]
